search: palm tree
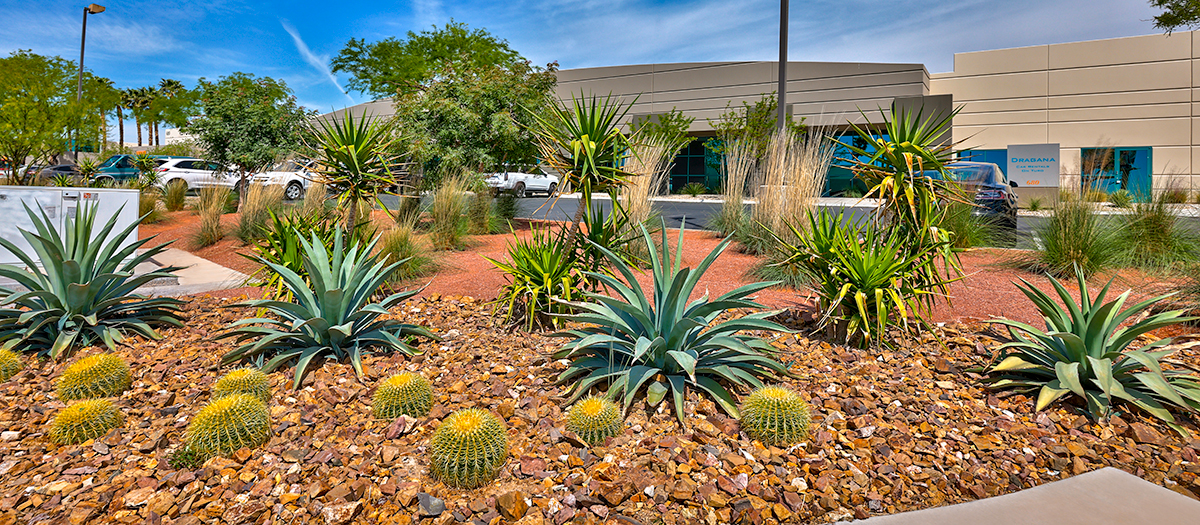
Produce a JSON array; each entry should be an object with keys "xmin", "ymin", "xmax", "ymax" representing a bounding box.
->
[
  {"xmin": 156, "ymin": 79, "xmax": 187, "ymax": 145},
  {"xmin": 128, "ymin": 87, "xmax": 154, "ymax": 147}
]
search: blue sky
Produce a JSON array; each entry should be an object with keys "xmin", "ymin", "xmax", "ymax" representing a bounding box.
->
[{"xmin": 0, "ymin": 0, "xmax": 1172, "ymax": 137}]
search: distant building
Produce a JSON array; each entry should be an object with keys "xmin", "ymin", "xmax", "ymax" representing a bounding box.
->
[{"xmin": 163, "ymin": 128, "xmax": 195, "ymax": 145}]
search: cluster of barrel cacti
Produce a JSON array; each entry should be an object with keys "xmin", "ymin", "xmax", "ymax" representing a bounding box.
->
[{"xmin": 48, "ymin": 354, "xmax": 131, "ymax": 445}]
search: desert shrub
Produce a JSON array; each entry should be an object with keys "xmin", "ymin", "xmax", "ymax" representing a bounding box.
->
[
  {"xmin": 1108, "ymin": 189, "xmax": 1133, "ymax": 208},
  {"xmin": 712, "ymin": 139, "xmax": 755, "ymax": 236},
  {"xmin": 184, "ymin": 394, "xmax": 270, "ymax": 460},
  {"xmin": 1027, "ymin": 197, "xmax": 1044, "ymax": 211},
  {"xmin": 986, "ymin": 268, "xmax": 1200, "ymax": 434},
  {"xmin": 739, "ymin": 385, "xmax": 811, "ymax": 446},
  {"xmin": 467, "ymin": 190, "xmax": 494, "ymax": 234},
  {"xmin": 219, "ymin": 230, "xmax": 439, "ymax": 389},
  {"xmin": 235, "ymin": 183, "xmax": 284, "ymax": 244},
  {"xmin": 1058, "ymin": 188, "xmax": 1076, "ymax": 203},
  {"xmin": 0, "ymin": 204, "xmax": 184, "ymax": 359},
  {"xmin": 0, "ymin": 349, "xmax": 21, "ymax": 381},
  {"xmin": 679, "ymin": 181, "xmax": 707, "ymax": 197},
  {"xmin": 163, "ymin": 179, "xmax": 188, "ymax": 211},
  {"xmin": 940, "ymin": 201, "xmax": 1000, "ymax": 249},
  {"xmin": 429, "ymin": 409, "xmax": 509, "ymax": 489},
  {"xmin": 429, "ymin": 175, "xmax": 469, "ymax": 250},
  {"xmin": 487, "ymin": 225, "xmax": 586, "ymax": 331},
  {"xmin": 1083, "ymin": 188, "xmax": 1108, "ymax": 202},
  {"xmin": 1029, "ymin": 198, "xmax": 1119, "ymax": 278},
  {"xmin": 56, "ymin": 354, "xmax": 132, "ymax": 400},
  {"xmin": 50, "ymin": 399, "xmax": 123, "ymax": 444},
  {"xmin": 493, "ymin": 193, "xmax": 519, "ymax": 226},
  {"xmin": 376, "ymin": 216, "xmax": 435, "ymax": 283},
  {"xmin": 194, "ymin": 186, "xmax": 229, "ymax": 248},
  {"xmin": 302, "ymin": 182, "xmax": 327, "ymax": 216},
  {"xmin": 741, "ymin": 128, "xmax": 831, "ymax": 255},
  {"xmin": 554, "ymin": 222, "xmax": 789, "ymax": 422},
  {"xmin": 565, "ymin": 396, "xmax": 623, "ymax": 445},
  {"xmin": 212, "ymin": 368, "xmax": 271, "ymax": 404},
  {"xmin": 1115, "ymin": 191, "xmax": 1200, "ymax": 270},
  {"xmin": 139, "ymin": 189, "xmax": 163, "ymax": 224},
  {"xmin": 1163, "ymin": 188, "xmax": 1189, "ymax": 204},
  {"xmin": 372, "ymin": 372, "xmax": 433, "ymax": 419},
  {"xmin": 623, "ymin": 135, "xmax": 672, "ymax": 234}
]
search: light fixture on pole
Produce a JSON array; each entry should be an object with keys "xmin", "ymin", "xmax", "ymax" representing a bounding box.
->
[
  {"xmin": 776, "ymin": 0, "xmax": 788, "ymax": 131},
  {"xmin": 75, "ymin": 3, "xmax": 105, "ymax": 159}
]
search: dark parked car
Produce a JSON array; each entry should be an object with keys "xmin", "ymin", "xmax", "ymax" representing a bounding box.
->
[
  {"xmin": 38, "ymin": 164, "xmax": 81, "ymax": 177},
  {"xmin": 923, "ymin": 161, "xmax": 1019, "ymax": 230}
]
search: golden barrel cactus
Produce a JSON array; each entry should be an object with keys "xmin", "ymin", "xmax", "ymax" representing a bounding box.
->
[
  {"xmin": 184, "ymin": 393, "xmax": 271, "ymax": 460},
  {"xmin": 565, "ymin": 396, "xmax": 623, "ymax": 445},
  {"xmin": 372, "ymin": 372, "xmax": 433, "ymax": 419},
  {"xmin": 739, "ymin": 385, "xmax": 812, "ymax": 446},
  {"xmin": 429, "ymin": 409, "xmax": 508, "ymax": 488},
  {"xmin": 56, "ymin": 354, "xmax": 131, "ymax": 401},
  {"xmin": 50, "ymin": 399, "xmax": 123, "ymax": 444},
  {"xmin": 213, "ymin": 368, "xmax": 271, "ymax": 403}
]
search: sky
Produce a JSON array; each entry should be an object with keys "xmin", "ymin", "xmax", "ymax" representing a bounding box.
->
[{"xmin": 0, "ymin": 0, "xmax": 1173, "ymax": 140}]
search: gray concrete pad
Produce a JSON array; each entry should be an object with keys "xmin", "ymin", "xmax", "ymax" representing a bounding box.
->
[
  {"xmin": 833, "ymin": 467, "xmax": 1200, "ymax": 525},
  {"xmin": 137, "ymin": 248, "xmax": 249, "ymax": 297}
]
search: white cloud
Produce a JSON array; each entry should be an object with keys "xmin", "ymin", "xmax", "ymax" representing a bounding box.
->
[
  {"xmin": 414, "ymin": 0, "xmax": 445, "ymax": 30},
  {"xmin": 281, "ymin": 19, "xmax": 355, "ymax": 104}
]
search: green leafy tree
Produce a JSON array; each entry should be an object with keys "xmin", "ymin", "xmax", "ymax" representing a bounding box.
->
[
  {"xmin": 1150, "ymin": 1, "xmax": 1200, "ymax": 32},
  {"xmin": 704, "ymin": 92, "xmax": 806, "ymax": 163},
  {"xmin": 628, "ymin": 108, "xmax": 695, "ymax": 155},
  {"xmin": 332, "ymin": 21, "xmax": 524, "ymax": 99},
  {"xmin": 394, "ymin": 59, "xmax": 558, "ymax": 186},
  {"xmin": 186, "ymin": 73, "xmax": 313, "ymax": 204}
]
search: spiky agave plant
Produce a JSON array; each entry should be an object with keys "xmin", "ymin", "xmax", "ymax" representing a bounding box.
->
[
  {"xmin": 219, "ymin": 229, "xmax": 439, "ymax": 389},
  {"xmin": 554, "ymin": 220, "xmax": 791, "ymax": 423},
  {"xmin": 0, "ymin": 203, "xmax": 185, "ymax": 359},
  {"xmin": 429, "ymin": 409, "xmax": 508, "ymax": 489}
]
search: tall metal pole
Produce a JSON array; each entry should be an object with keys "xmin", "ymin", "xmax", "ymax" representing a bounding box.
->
[
  {"xmin": 776, "ymin": 0, "xmax": 788, "ymax": 131},
  {"xmin": 74, "ymin": 7, "xmax": 88, "ymax": 160}
]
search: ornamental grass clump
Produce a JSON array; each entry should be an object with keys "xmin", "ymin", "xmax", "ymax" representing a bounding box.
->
[
  {"xmin": 0, "ymin": 204, "xmax": 185, "ymax": 359},
  {"xmin": 0, "ymin": 349, "xmax": 22, "ymax": 381},
  {"xmin": 49, "ymin": 399, "xmax": 123, "ymax": 444},
  {"xmin": 739, "ymin": 385, "xmax": 811, "ymax": 446},
  {"xmin": 56, "ymin": 354, "xmax": 132, "ymax": 400},
  {"xmin": 185, "ymin": 393, "xmax": 271, "ymax": 459},
  {"xmin": 1028, "ymin": 198, "xmax": 1119, "ymax": 278},
  {"xmin": 372, "ymin": 372, "xmax": 433, "ymax": 419},
  {"xmin": 554, "ymin": 220, "xmax": 790, "ymax": 423},
  {"xmin": 565, "ymin": 396, "xmax": 623, "ymax": 445},
  {"xmin": 212, "ymin": 368, "xmax": 271, "ymax": 403},
  {"xmin": 986, "ymin": 267, "xmax": 1200, "ymax": 435},
  {"xmin": 429, "ymin": 408, "xmax": 508, "ymax": 489}
]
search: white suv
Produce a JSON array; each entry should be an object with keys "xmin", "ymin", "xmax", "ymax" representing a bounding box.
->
[
  {"xmin": 252, "ymin": 160, "xmax": 313, "ymax": 201},
  {"xmin": 154, "ymin": 158, "xmax": 234, "ymax": 191},
  {"xmin": 484, "ymin": 170, "xmax": 559, "ymax": 197}
]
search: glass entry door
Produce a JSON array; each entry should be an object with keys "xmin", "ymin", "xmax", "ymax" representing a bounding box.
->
[{"xmin": 1081, "ymin": 147, "xmax": 1152, "ymax": 199}]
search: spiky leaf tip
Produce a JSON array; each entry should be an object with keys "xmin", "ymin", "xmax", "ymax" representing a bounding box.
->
[
  {"xmin": 49, "ymin": 399, "xmax": 123, "ymax": 444},
  {"xmin": 56, "ymin": 354, "xmax": 132, "ymax": 401},
  {"xmin": 372, "ymin": 372, "xmax": 433, "ymax": 419},
  {"xmin": 429, "ymin": 408, "xmax": 508, "ymax": 489},
  {"xmin": 739, "ymin": 385, "xmax": 811, "ymax": 446}
]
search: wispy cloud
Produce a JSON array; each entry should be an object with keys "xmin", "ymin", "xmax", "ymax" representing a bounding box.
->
[
  {"xmin": 413, "ymin": 0, "xmax": 445, "ymax": 30},
  {"xmin": 281, "ymin": 19, "xmax": 354, "ymax": 104}
]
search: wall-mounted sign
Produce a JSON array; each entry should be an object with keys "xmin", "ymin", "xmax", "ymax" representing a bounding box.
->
[{"xmin": 1007, "ymin": 143, "xmax": 1060, "ymax": 188}]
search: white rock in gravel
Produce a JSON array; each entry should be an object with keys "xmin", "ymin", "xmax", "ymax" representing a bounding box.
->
[{"xmin": 0, "ymin": 431, "xmax": 19, "ymax": 442}]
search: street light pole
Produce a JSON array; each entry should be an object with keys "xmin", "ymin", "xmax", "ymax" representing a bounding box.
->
[
  {"xmin": 75, "ymin": 4, "xmax": 105, "ymax": 160},
  {"xmin": 777, "ymin": 0, "xmax": 788, "ymax": 131}
]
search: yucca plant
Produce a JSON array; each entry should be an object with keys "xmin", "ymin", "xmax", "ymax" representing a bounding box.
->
[
  {"xmin": 486, "ymin": 225, "xmax": 586, "ymax": 331},
  {"xmin": 986, "ymin": 267, "xmax": 1200, "ymax": 435},
  {"xmin": 301, "ymin": 111, "xmax": 398, "ymax": 235},
  {"xmin": 0, "ymin": 204, "xmax": 185, "ymax": 359},
  {"xmin": 553, "ymin": 221, "xmax": 790, "ymax": 423},
  {"xmin": 219, "ymin": 229, "xmax": 438, "ymax": 389}
]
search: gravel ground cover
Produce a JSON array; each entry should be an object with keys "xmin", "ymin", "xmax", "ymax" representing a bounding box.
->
[{"xmin": 3, "ymin": 295, "xmax": 1200, "ymax": 525}]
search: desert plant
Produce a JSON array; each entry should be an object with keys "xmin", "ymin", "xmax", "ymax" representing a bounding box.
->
[
  {"xmin": 1116, "ymin": 191, "xmax": 1200, "ymax": 271},
  {"xmin": 184, "ymin": 393, "xmax": 271, "ymax": 459},
  {"xmin": 0, "ymin": 204, "xmax": 185, "ymax": 359},
  {"xmin": 77, "ymin": 159, "xmax": 100, "ymax": 181},
  {"xmin": 739, "ymin": 384, "xmax": 812, "ymax": 446},
  {"xmin": 1029, "ymin": 198, "xmax": 1119, "ymax": 278},
  {"xmin": 986, "ymin": 268, "xmax": 1200, "ymax": 434},
  {"xmin": 132, "ymin": 153, "xmax": 161, "ymax": 187},
  {"xmin": 49, "ymin": 399, "xmax": 123, "ymax": 444},
  {"xmin": 1027, "ymin": 197, "xmax": 1044, "ymax": 211},
  {"xmin": 1163, "ymin": 188, "xmax": 1189, "ymax": 204},
  {"xmin": 554, "ymin": 222, "xmax": 790, "ymax": 422},
  {"xmin": 302, "ymin": 181, "xmax": 328, "ymax": 216},
  {"xmin": 56, "ymin": 354, "xmax": 132, "ymax": 400},
  {"xmin": 741, "ymin": 128, "xmax": 832, "ymax": 255},
  {"xmin": 493, "ymin": 192, "xmax": 519, "ymax": 226},
  {"xmin": 622, "ymin": 135, "xmax": 673, "ymax": 234},
  {"xmin": 1108, "ymin": 189, "xmax": 1133, "ymax": 208},
  {"xmin": 48, "ymin": 172, "xmax": 76, "ymax": 187},
  {"xmin": 467, "ymin": 188, "xmax": 494, "ymax": 234},
  {"xmin": 679, "ymin": 181, "xmax": 708, "ymax": 197},
  {"xmin": 235, "ymin": 183, "xmax": 284, "ymax": 244},
  {"xmin": 163, "ymin": 179, "xmax": 188, "ymax": 211},
  {"xmin": 0, "ymin": 349, "xmax": 22, "ymax": 381},
  {"xmin": 487, "ymin": 225, "xmax": 587, "ymax": 331},
  {"xmin": 1083, "ymin": 188, "xmax": 1109, "ymax": 202},
  {"xmin": 376, "ymin": 217, "xmax": 434, "ymax": 283},
  {"xmin": 429, "ymin": 174, "xmax": 469, "ymax": 250},
  {"xmin": 212, "ymin": 368, "xmax": 272, "ymax": 404},
  {"xmin": 565, "ymin": 395, "xmax": 624, "ymax": 445},
  {"xmin": 167, "ymin": 446, "xmax": 205, "ymax": 470},
  {"xmin": 194, "ymin": 186, "xmax": 229, "ymax": 248},
  {"xmin": 1058, "ymin": 188, "xmax": 1076, "ymax": 203},
  {"xmin": 713, "ymin": 139, "xmax": 755, "ymax": 236},
  {"xmin": 372, "ymin": 372, "xmax": 434, "ymax": 419},
  {"xmin": 940, "ymin": 201, "xmax": 1000, "ymax": 249},
  {"xmin": 219, "ymin": 229, "xmax": 439, "ymax": 389},
  {"xmin": 138, "ymin": 189, "xmax": 163, "ymax": 224},
  {"xmin": 429, "ymin": 408, "xmax": 509, "ymax": 489},
  {"xmin": 575, "ymin": 198, "xmax": 641, "ymax": 272},
  {"xmin": 301, "ymin": 111, "xmax": 398, "ymax": 234}
]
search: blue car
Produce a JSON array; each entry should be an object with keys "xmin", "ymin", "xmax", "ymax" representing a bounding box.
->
[{"xmin": 94, "ymin": 154, "xmax": 192, "ymax": 184}]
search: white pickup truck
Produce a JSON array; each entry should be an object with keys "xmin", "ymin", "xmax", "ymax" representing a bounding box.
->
[
  {"xmin": 483, "ymin": 171, "xmax": 559, "ymax": 198},
  {"xmin": 251, "ymin": 160, "xmax": 314, "ymax": 201}
]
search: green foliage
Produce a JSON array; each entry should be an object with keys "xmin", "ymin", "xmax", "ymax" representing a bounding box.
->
[
  {"xmin": 234, "ymin": 183, "xmax": 284, "ymax": 244},
  {"xmin": 219, "ymin": 229, "xmax": 439, "ymax": 389},
  {"xmin": 138, "ymin": 190, "xmax": 163, "ymax": 225},
  {"xmin": 679, "ymin": 182, "xmax": 708, "ymax": 197},
  {"xmin": 184, "ymin": 393, "xmax": 271, "ymax": 460},
  {"xmin": 575, "ymin": 197, "xmax": 642, "ymax": 273},
  {"xmin": 493, "ymin": 192, "xmax": 519, "ymax": 225},
  {"xmin": 56, "ymin": 354, "xmax": 132, "ymax": 400},
  {"xmin": 301, "ymin": 111, "xmax": 398, "ymax": 233},
  {"xmin": 47, "ymin": 172, "xmax": 76, "ymax": 187},
  {"xmin": 940, "ymin": 202, "xmax": 1001, "ymax": 249},
  {"xmin": 1030, "ymin": 199, "xmax": 1119, "ymax": 278},
  {"xmin": 1151, "ymin": 0, "xmax": 1200, "ymax": 32},
  {"xmin": 1163, "ymin": 188, "xmax": 1190, "ymax": 204},
  {"xmin": 186, "ymin": 73, "xmax": 313, "ymax": 196},
  {"xmin": 0, "ymin": 204, "xmax": 185, "ymax": 358},
  {"xmin": 628, "ymin": 108, "xmax": 695, "ymax": 155},
  {"xmin": 987, "ymin": 267, "xmax": 1200, "ymax": 434},
  {"xmin": 428, "ymin": 174, "xmax": 470, "ymax": 250},
  {"xmin": 332, "ymin": 21, "xmax": 525, "ymax": 99},
  {"xmin": 467, "ymin": 190, "xmax": 494, "ymax": 234},
  {"xmin": 1108, "ymin": 189, "xmax": 1133, "ymax": 208},
  {"xmin": 1116, "ymin": 191, "xmax": 1200, "ymax": 271},
  {"xmin": 565, "ymin": 396, "xmax": 624, "ymax": 445},
  {"xmin": 487, "ymin": 225, "xmax": 586, "ymax": 331},
  {"xmin": 1083, "ymin": 188, "xmax": 1108, "ymax": 203},
  {"xmin": 77, "ymin": 160, "xmax": 100, "ymax": 181},
  {"xmin": 49, "ymin": 399, "xmax": 122, "ymax": 445},
  {"xmin": 704, "ymin": 92, "xmax": 806, "ymax": 162},
  {"xmin": 245, "ymin": 209, "xmax": 375, "ymax": 301},
  {"xmin": 553, "ymin": 222, "xmax": 790, "ymax": 423},
  {"xmin": 0, "ymin": 349, "xmax": 22, "ymax": 381},
  {"xmin": 377, "ymin": 219, "xmax": 435, "ymax": 283},
  {"xmin": 1027, "ymin": 197, "xmax": 1044, "ymax": 211},
  {"xmin": 429, "ymin": 408, "xmax": 509, "ymax": 489},
  {"xmin": 739, "ymin": 385, "xmax": 812, "ymax": 446},
  {"xmin": 372, "ymin": 372, "xmax": 434, "ymax": 419},
  {"xmin": 167, "ymin": 446, "xmax": 204, "ymax": 470},
  {"xmin": 213, "ymin": 368, "xmax": 272, "ymax": 404},
  {"xmin": 163, "ymin": 179, "xmax": 188, "ymax": 211},
  {"xmin": 771, "ymin": 212, "xmax": 956, "ymax": 347}
]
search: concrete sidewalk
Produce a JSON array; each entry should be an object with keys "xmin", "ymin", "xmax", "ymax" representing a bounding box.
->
[
  {"xmin": 137, "ymin": 248, "xmax": 249, "ymax": 297},
  {"xmin": 832, "ymin": 468, "xmax": 1200, "ymax": 525}
]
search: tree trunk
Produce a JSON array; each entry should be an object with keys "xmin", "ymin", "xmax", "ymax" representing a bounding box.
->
[
  {"xmin": 154, "ymin": 122, "xmax": 160, "ymax": 147},
  {"xmin": 117, "ymin": 107, "xmax": 124, "ymax": 147},
  {"xmin": 135, "ymin": 116, "xmax": 142, "ymax": 147},
  {"xmin": 344, "ymin": 197, "xmax": 358, "ymax": 234}
]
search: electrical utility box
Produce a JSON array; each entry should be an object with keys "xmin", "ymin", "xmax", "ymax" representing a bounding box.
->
[{"xmin": 0, "ymin": 187, "xmax": 140, "ymax": 266}]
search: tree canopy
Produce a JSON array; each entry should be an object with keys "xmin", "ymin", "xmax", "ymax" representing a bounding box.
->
[
  {"xmin": 186, "ymin": 72, "xmax": 313, "ymax": 189},
  {"xmin": 1150, "ymin": 0, "xmax": 1200, "ymax": 32},
  {"xmin": 331, "ymin": 21, "xmax": 525, "ymax": 99}
]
